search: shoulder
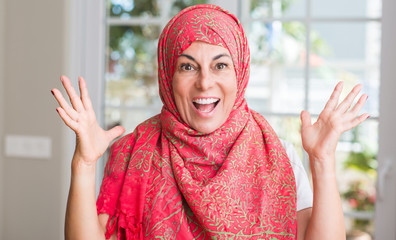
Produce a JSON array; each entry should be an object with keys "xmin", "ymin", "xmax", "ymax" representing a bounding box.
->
[
  {"xmin": 105, "ymin": 114, "xmax": 162, "ymax": 177},
  {"xmin": 280, "ymin": 139, "xmax": 313, "ymax": 211},
  {"xmin": 279, "ymin": 139, "xmax": 307, "ymax": 187},
  {"xmin": 136, "ymin": 114, "xmax": 162, "ymax": 129},
  {"xmin": 279, "ymin": 139, "xmax": 303, "ymax": 169},
  {"xmin": 110, "ymin": 132, "xmax": 136, "ymax": 155},
  {"xmin": 111, "ymin": 114, "xmax": 162, "ymax": 151},
  {"xmin": 134, "ymin": 114, "xmax": 162, "ymax": 137}
]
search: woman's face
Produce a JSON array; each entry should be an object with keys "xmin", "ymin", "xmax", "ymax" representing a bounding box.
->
[{"xmin": 173, "ymin": 41, "xmax": 237, "ymax": 134}]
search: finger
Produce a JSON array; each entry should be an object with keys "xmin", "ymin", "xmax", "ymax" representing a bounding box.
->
[
  {"xmin": 348, "ymin": 94, "xmax": 368, "ymax": 117},
  {"xmin": 336, "ymin": 84, "xmax": 363, "ymax": 113},
  {"xmin": 60, "ymin": 75, "xmax": 85, "ymax": 112},
  {"xmin": 106, "ymin": 126, "xmax": 125, "ymax": 143},
  {"xmin": 56, "ymin": 107, "xmax": 79, "ymax": 131},
  {"xmin": 51, "ymin": 88, "xmax": 79, "ymax": 120},
  {"xmin": 300, "ymin": 110, "xmax": 312, "ymax": 130},
  {"xmin": 344, "ymin": 113, "xmax": 370, "ymax": 131},
  {"xmin": 323, "ymin": 82, "xmax": 343, "ymax": 111},
  {"xmin": 78, "ymin": 76, "xmax": 94, "ymax": 111}
]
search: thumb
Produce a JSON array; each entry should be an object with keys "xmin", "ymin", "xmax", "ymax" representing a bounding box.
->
[
  {"xmin": 300, "ymin": 110, "xmax": 311, "ymax": 130},
  {"xmin": 106, "ymin": 125, "xmax": 125, "ymax": 142}
]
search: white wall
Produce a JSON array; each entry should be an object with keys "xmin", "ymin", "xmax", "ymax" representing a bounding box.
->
[
  {"xmin": 2, "ymin": 0, "xmax": 67, "ymax": 239},
  {"xmin": 375, "ymin": 0, "xmax": 396, "ymax": 239},
  {"xmin": 0, "ymin": 0, "xmax": 5, "ymax": 238}
]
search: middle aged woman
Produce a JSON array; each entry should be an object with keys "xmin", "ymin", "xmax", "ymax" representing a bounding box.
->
[{"xmin": 52, "ymin": 4, "xmax": 369, "ymax": 240}]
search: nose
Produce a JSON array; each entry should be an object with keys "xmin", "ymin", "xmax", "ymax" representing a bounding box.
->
[{"xmin": 195, "ymin": 68, "xmax": 214, "ymax": 91}]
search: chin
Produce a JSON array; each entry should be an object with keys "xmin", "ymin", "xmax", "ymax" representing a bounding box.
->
[{"xmin": 192, "ymin": 122, "xmax": 223, "ymax": 134}]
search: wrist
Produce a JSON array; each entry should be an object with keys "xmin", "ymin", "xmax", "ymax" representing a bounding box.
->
[
  {"xmin": 309, "ymin": 155, "xmax": 337, "ymax": 180},
  {"xmin": 71, "ymin": 154, "xmax": 97, "ymax": 176}
]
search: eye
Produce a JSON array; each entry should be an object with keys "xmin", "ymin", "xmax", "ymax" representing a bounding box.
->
[
  {"xmin": 180, "ymin": 63, "xmax": 194, "ymax": 71},
  {"xmin": 215, "ymin": 63, "xmax": 228, "ymax": 70}
]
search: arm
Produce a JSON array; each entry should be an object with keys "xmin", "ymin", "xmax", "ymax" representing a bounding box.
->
[
  {"xmin": 66, "ymin": 156, "xmax": 104, "ymax": 239},
  {"xmin": 52, "ymin": 76, "xmax": 124, "ymax": 240},
  {"xmin": 299, "ymin": 82, "xmax": 369, "ymax": 240},
  {"xmin": 297, "ymin": 208, "xmax": 312, "ymax": 240}
]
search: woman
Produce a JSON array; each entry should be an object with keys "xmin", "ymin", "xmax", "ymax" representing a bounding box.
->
[{"xmin": 52, "ymin": 4, "xmax": 369, "ymax": 240}]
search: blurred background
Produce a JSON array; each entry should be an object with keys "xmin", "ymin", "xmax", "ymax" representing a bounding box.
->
[{"xmin": 0, "ymin": 0, "xmax": 395, "ymax": 239}]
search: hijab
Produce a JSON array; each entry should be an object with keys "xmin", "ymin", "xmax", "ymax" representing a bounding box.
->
[{"xmin": 97, "ymin": 4, "xmax": 297, "ymax": 240}]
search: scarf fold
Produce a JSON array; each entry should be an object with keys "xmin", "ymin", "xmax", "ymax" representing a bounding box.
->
[{"xmin": 97, "ymin": 4, "xmax": 296, "ymax": 240}]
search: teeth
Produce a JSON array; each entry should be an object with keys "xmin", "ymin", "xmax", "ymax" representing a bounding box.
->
[{"xmin": 192, "ymin": 98, "xmax": 219, "ymax": 104}]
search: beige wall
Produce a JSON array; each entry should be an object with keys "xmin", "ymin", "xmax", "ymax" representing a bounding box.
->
[{"xmin": 2, "ymin": 0, "xmax": 67, "ymax": 239}]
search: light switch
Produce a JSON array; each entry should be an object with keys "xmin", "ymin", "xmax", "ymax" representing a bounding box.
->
[{"xmin": 5, "ymin": 135, "xmax": 52, "ymax": 159}]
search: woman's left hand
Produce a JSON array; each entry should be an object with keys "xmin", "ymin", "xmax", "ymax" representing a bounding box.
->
[{"xmin": 300, "ymin": 82, "xmax": 369, "ymax": 163}]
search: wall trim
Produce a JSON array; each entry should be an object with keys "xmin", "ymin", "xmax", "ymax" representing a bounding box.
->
[
  {"xmin": 61, "ymin": 0, "xmax": 107, "ymax": 237},
  {"xmin": 0, "ymin": 0, "xmax": 5, "ymax": 237}
]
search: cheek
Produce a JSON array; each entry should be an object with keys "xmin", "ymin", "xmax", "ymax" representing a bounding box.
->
[
  {"xmin": 172, "ymin": 74, "xmax": 182, "ymax": 95},
  {"xmin": 227, "ymin": 77, "xmax": 238, "ymax": 108},
  {"xmin": 172, "ymin": 77, "xmax": 188, "ymax": 114},
  {"xmin": 172, "ymin": 80, "xmax": 182, "ymax": 106}
]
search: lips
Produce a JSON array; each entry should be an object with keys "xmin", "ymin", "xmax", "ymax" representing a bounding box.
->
[{"xmin": 192, "ymin": 98, "xmax": 220, "ymax": 113}]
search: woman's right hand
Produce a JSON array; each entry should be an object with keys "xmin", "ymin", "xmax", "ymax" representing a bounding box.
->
[{"xmin": 52, "ymin": 76, "xmax": 125, "ymax": 166}]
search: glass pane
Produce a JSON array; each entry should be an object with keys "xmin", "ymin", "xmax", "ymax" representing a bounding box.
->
[
  {"xmin": 108, "ymin": 0, "xmax": 160, "ymax": 18},
  {"xmin": 312, "ymin": 0, "xmax": 382, "ymax": 18},
  {"xmin": 250, "ymin": 0, "xmax": 306, "ymax": 18},
  {"xmin": 246, "ymin": 21, "xmax": 306, "ymax": 114},
  {"xmin": 105, "ymin": 25, "xmax": 161, "ymax": 109},
  {"xmin": 337, "ymin": 119, "xmax": 378, "ymax": 237},
  {"xmin": 309, "ymin": 22, "xmax": 381, "ymax": 116},
  {"xmin": 171, "ymin": 0, "xmax": 209, "ymax": 16}
]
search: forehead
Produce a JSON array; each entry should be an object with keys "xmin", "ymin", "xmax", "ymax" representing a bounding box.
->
[{"xmin": 179, "ymin": 41, "xmax": 232, "ymax": 58}]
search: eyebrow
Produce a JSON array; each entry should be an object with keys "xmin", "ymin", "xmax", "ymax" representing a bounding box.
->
[{"xmin": 179, "ymin": 53, "xmax": 232, "ymax": 62}]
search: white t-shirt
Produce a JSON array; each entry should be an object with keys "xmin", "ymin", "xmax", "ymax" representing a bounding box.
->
[{"xmin": 280, "ymin": 139, "xmax": 313, "ymax": 211}]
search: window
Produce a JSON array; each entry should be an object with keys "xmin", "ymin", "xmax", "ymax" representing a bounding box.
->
[
  {"xmin": 102, "ymin": 0, "xmax": 382, "ymax": 237},
  {"xmin": 238, "ymin": 1, "xmax": 381, "ymax": 236}
]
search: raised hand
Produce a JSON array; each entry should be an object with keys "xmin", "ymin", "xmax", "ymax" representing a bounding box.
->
[
  {"xmin": 51, "ymin": 76, "xmax": 125, "ymax": 165},
  {"xmin": 300, "ymin": 82, "xmax": 369, "ymax": 162}
]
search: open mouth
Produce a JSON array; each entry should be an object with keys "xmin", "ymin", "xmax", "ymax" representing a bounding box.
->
[{"xmin": 192, "ymin": 98, "xmax": 220, "ymax": 113}]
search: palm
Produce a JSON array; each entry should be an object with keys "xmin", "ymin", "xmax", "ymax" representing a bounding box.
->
[
  {"xmin": 300, "ymin": 82, "xmax": 369, "ymax": 161},
  {"xmin": 74, "ymin": 115, "xmax": 111, "ymax": 163},
  {"xmin": 52, "ymin": 76, "xmax": 125, "ymax": 164}
]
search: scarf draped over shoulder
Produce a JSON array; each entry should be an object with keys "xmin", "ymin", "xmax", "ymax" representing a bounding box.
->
[{"xmin": 97, "ymin": 4, "xmax": 297, "ymax": 240}]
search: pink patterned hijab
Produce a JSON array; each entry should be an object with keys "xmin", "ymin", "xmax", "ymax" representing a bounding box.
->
[{"xmin": 97, "ymin": 4, "xmax": 297, "ymax": 240}]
